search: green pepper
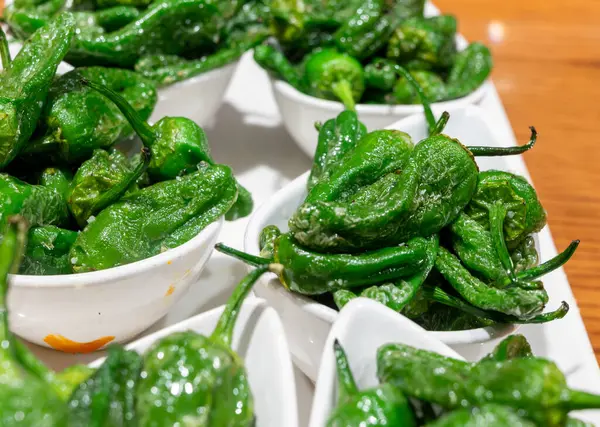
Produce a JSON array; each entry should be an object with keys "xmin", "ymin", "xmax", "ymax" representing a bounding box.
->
[
  {"xmin": 390, "ymin": 70, "xmax": 448, "ymax": 104},
  {"xmin": 95, "ymin": 0, "xmax": 151, "ymax": 10},
  {"xmin": 0, "ymin": 27, "xmax": 10, "ymax": 69},
  {"xmin": 424, "ymin": 404, "xmax": 536, "ymax": 427},
  {"xmin": 377, "ymin": 343, "xmax": 600, "ymax": 426},
  {"xmin": 327, "ymin": 339, "xmax": 416, "ymax": 426},
  {"xmin": 67, "ymin": 345, "xmax": 142, "ymax": 426},
  {"xmin": 82, "ymin": 77, "xmax": 253, "ymax": 221},
  {"xmin": 481, "ymin": 334, "xmax": 533, "ymax": 362},
  {"xmin": 332, "ymin": 0, "xmax": 383, "ymax": 58},
  {"xmin": 302, "ymin": 48, "xmax": 365, "ymax": 110},
  {"xmin": 364, "ymin": 58, "xmax": 401, "ymax": 91},
  {"xmin": 447, "ymin": 42, "xmax": 492, "ymax": 99},
  {"xmin": 216, "ymin": 233, "xmax": 430, "ymax": 295},
  {"xmin": 0, "ymin": 12, "xmax": 74, "ymax": 169},
  {"xmin": 70, "ymin": 162, "xmax": 237, "ymax": 272},
  {"xmin": 253, "ymin": 43, "xmax": 304, "ymax": 90},
  {"xmin": 137, "ymin": 264, "xmax": 280, "ymax": 426},
  {"xmin": 308, "ymin": 110, "xmax": 367, "ymax": 190},
  {"xmin": 0, "ymin": 217, "xmax": 68, "ymax": 425},
  {"xmin": 67, "ymin": 148, "xmax": 151, "ymax": 228},
  {"xmin": 23, "ymin": 67, "xmax": 157, "ymax": 165},
  {"xmin": 259, "ymin": 225, "xmax": 281, "ymax": 259},
  {"xmin": 20, "ymin": 225, "xmax": 78, "ymax": 275},
  {"xmin": 511, "ymin": 235, "xmax": 539, "ymax": 273}
]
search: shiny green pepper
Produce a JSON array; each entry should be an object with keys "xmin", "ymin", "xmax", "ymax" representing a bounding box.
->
[
  {"xmin": 391, "ymin": 70, "xmax": 448, "ymax": 104},
  {"xmin": 0, "ymin": 12, "xmax": 74, "ymax": 169},
  {"xmin": 23, "ymin": 67, "xmax": 157, "ymax": 165},
  {"xmin": 258, "ymin": 224, "xmax": 281, "ymax": 259},
  {"xmin": 69, "ymin": 163, "xmax": 237, "ymax": 272},
  {"xmin": 253, "ymin": 43, "xmax": 304, "ymax": 90},
  {"xmin": 137, "ymin": 264, "xmax": 280, "ymax": 426},
  {"xmin": 481, "ymin": 334, "xmax": 533, "ymax": 362},
  {"xmin": 327, "ymin": 340, "xmax": 416, "ymax": 427},
  {"xmin": 425, "ymin": 404, "xmax": 535, "ymax": 427},
  {"xmin": 447, "ymin": 42, "xmax": 492, "ymax": 99},
  {"xmin": 20, "ymin": 225, "xmax": 77, "ymax": 275}
]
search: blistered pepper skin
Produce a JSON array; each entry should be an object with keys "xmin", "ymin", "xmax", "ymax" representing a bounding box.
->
[
  {"xmin": 20, "ymin": 226, "xmax": 77, "ymax": 275},
  {"xmin": 447, "ymin": 42, "xmax": 492, "ymax": 99}
]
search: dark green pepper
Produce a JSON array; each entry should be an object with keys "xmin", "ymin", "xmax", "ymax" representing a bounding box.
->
[
  {"xmin": 364, "ymin": 58, "xmax": 401, "ymax": 91},
  {"xmin": 137, "ymin": 264, "xmax": 280, "ymax": 426},
  {"xmin": 425, "ymin": 404, "xmax": 535, "ymax": 427},
  {"xmin": 82, "ymin": 77, "xmax": 254, "ymax": 221},
  {"xmin": 511, "ymin": 235, "xmax": 539, "ymax": 273},
  {"xmin": 23, "ymin": 67, "xmax": 157, "ymax": 165},
  {"xmin": 447, "ymin": 42, "xmax": 492, "ymax": 99},
  {"xmin": 332, "ymin": 0, "xmax": 383, "ymax": 58},
  {"xmin": 481, "ymin": 334, "xmax": 533, "ymax": 362},
  {"xmin": 95, "ymin": 0, "xmax": 151, "ymax": 10},
  {"xmin": 20, "ymin": 225, "xmax": 78, "ymax": 275},
  {"xmin": 308, "ymin": 110, "xmax": 367, "ymax": 190},
  {"xmin": 390, "ymin": 70, "xmax": 448, "ymax": 104},
  {"xmin": 67, "ymin": 345, "xmax": 142, "ymax": 426},
  {"xmin": 253, "ymin": 43, "xmax": 304, "ymax": 90},
  {"xmin": 0, "ymin": 12, "xmax": 74, "ymax": 169},
  {"xmin": 327, "ymin": 339, "xmax": 416, "ymax": 426},
  {"xmin": 0, "ymin": 26, "xmax": 10, "ymax": 70}
]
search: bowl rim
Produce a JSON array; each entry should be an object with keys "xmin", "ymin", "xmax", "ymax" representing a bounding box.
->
[
  {"xmin": 156, "ymin": 59, "xmax": 240, "ymax": 90},
  {"xmin": 11, "ymin": 217, "xmax": 223, "ymax": 289}
]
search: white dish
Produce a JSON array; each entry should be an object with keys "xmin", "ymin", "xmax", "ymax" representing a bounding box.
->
[
  {"xmin": 88, "ymin": 297, "xmax": 298, "ymax": 427},
  {"xmin": 10, "ymin": 218, "xmax": 223, "ymax": 351},
  {"xmin": 243, "ymin": 104, "xmax": 563, "ymax": 381},
  {"xmin": 267, "ymin": 2, "xmax": 489, "ymax": 158},
  {"xmin": 309, "ymin": 298, "xmax": 463, "ymax": 427}
]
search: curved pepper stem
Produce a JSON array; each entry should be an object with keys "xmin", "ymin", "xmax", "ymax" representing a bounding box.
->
[
  {"xmin": 0, "ymin": 25, "xmax": 11, "ymax": 69},
  {"xmin": 331, "ymin": 80, "xmax": 356, "ymax": 112},
  {"xmin": 432, "ymin": 111, "xmax": 450, "ymax": 136},
  {"xmin": 214, "ymin": 243, "xmax": 271, "ymax": 267},
  {"xmin": 566, "ymin": 390, "xmax": 600, "ymax": 411},
  {"xmin": 211, "ymin": 264, "xmax": 282, "ymax": 347},
  {"xmin": 333, "ymin": 339, "xmax": 359, "ymax": 403},
  {"xmin": 468, "ymin": 126, "xmax": 537, "ymax": 157},
  {"xmin": 80, "ymin": 76, "xmax": 157, "ymax": 147},
  {"xmin": 396, "ymin": 66, "xmax": 437, "ymax": 136}
]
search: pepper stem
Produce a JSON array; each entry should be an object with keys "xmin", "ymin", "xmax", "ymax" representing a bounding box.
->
[
  {"xmin": 80, "ymin": 76, "xmax": 157, "ymax": 147},
  {"xmin": 488, "ymin": 202, "xmax": 517, "ymax": 284},
  {"xmin": 83, "ymin": 147, "xmax": 152, "ymax": 225},
  {"xmin": 565, "ymin": 390, "xmax": 600, "ymax": 411},
  {"xmin": 211, "ymin": 264, "xmax": 282, "ymax": 347},
  {"xmin": 395, "ymin": 66, "xmax": 437, "ymax": 136},
  {"xmin": 331, "ymin": 80, "xmax": 356, "ymax": 112},
  {"xmin": 468, "ymin": 126, "xmax": 537, "ymax": 157},
  {"xmin": 214, "ymin": 243, "xmax": 271, "ymax": 267},
  {"xmin": 0, "ymin": 25, "xmax": 11, "ymax": 70},
  {"xmin": 333, "ymin": 339, "xmax": 359, "ymax": 403},
  {"xmin": 432, "ymin": 111, "xmax": 450, "ymax": 136}
]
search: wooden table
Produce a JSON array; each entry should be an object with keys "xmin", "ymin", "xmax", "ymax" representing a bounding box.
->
[{"xmin": 437, "ymin": 0, "xmax": 600, "ymax": 360}]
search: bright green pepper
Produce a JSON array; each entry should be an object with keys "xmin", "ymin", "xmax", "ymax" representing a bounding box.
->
[
  {"xmin": 481, "ymin": 334, "xmax": 533, "ymax": 362},
  {"xmin": 364, "ymin": 58, "xmax": 401, "ymax": 91},
  {"xmin": 0, "ymin": 27, "xmax": 10, "ymax": 69},
  {"xmin": 447, "ymin": 42, "xmax": 492, "ymax": 99},
  {"xmin": 259, "ymin": 224, "xmax": 281, "ymax": 259},
  {"xmin": 69, "ymin": 162, "xmax": 237, "ymax": 272},
  {"xmin": 95, "ymin": 0, "xmax": 151, "ymax": 10},
  {"xmin": 20, "ymin": 225, "xmax": 78, "ymax": 275},
  {"xmin": 137, "ymin": 264, "xmax": 280, "ymax": 426},
  {"xmin": 253, "ymin": 43, "xmax": 304, "ymax": 90},
  {"xmin": 327, "ymin": 339, "xmax": 416, "ymax": 427},
  {"xmin": 23, "ymin": 67, "xmax": 157, "ymax": 165},
  {"xmin": 82, "ymin": 77, "xmax": 253, "ymax": 221},
  {"xmin": 0, "ymin": 12, "xmax": 74, "ymax": 169},
  {"xmin": 391, "ymin": 70, "xmax": 448, "ymax": 103},
  {"xmin": 67, "ymin": 345, "xmax": 142, "ymax": 426},
  {"xmin": 424, "ymin": 404, "xmax": 536, "ymax": 427}
]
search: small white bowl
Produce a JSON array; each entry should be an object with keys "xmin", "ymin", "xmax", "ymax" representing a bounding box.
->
[
  {"xmin": 9, "ymin": 218, "xmax": 223, "ymax": 351},
  {"xmin": 309, "ymin": 298, "xmax": 464, "ymax": 427},
  {"xmin": 149, "ymin": 61, "xmax": 239, "ymax": 126},
  {"xmin": 244, "ymin": 105, "xmax": 529, "ymax": 381},
  {"xmin": 89, "ymin": 297, "xmax": 299, "ymax": 427}
]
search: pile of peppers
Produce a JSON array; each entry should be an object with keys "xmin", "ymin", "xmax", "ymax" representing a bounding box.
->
[
  {"xmin": 0, "ymin": 215, "xmax": 279, "ymax": 425},
  {"xmin": 0, "ymin": 21, "xmax": 252, "ymax": 275},
  {"xmin": 217, "ymin": 70, "xmax": 579, "ymax": 332},
  {"xmin": 252, "ymin": 0, "xmax": 492, "ymax": 109},
  {"xmin": 328, "ymin": 336, "xmax": 600, "ymax": 426},
  {"xmin": 3, "ymin": 0, "xmax": 270, "ymax": 86}
]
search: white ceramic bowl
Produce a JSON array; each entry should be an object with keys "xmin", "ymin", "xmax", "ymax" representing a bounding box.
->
[
  {"xmin": 9, "ymin": 218, "xmax": 223, "ymax": 351},
  {"xmin": 309, "ymin": 298, "xmax": 464, "ymax": 427},
  {"xmin": 268, "ymin": 0, "xmax": 490, "ymax": 157},
  {"xmin": 89, "ymin": 297, "xmax": 298, "ymax": 427},
  {"xmin": 244, "ymin": 105, "xmax": 537, "ymax": 381}
]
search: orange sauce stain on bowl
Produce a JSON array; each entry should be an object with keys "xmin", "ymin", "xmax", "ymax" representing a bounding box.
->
[
  {"xmin": 165, "ymin": 285, "xmax": 175, "ymax": 296},
  {"xmin": 43, "ymin": 334, "xmax": 115, "ymax": 353},
  {"xmin": 167, "ymin": 260, "xmax": 172, "ymax": 265}
]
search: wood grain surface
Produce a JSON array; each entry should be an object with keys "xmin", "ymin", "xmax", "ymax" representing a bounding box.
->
[{"xmin": 437, "ymin": 0, "xmax": 600, "ymax": 359}]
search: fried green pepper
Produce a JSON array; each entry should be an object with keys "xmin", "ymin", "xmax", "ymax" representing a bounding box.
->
[
  {"xmin": 332, "ymin": 0, "xmax": 383, "ymax": 58},
  {"xmin": 377, "ymin": 343, "xmax": 600, "ymax": 426},
  {"xmin": 69, "ymin": 162, "xmax": 237, "ymax": 272},
  {"xmin": 391, "ymin": 70, "xmax": 448, "ymax": 103},
  {"xmin": 23, "ymin": 67, "xmax": 157, "ymax": 165},
  {"xmin": 424, "ymin": 404, "xmax": 535, "ymax": 427},
  {"xmin": 20, "ymin": 225, "xmax": 77, "ymax": 275},
  {"xmin": 481, "ymin": 334, "xmax": 533, "ymax": 362},
  {"xmin": 259, "ymin": 225, "xmax": 281, "ymax": 259},
  {"xmin": 0, "ymin": 12, "xmax": 74, "ymax": 169},
  {"xmin": 446, "ymin": 42, "xmax": 492, "ymax": 99},
  {"xmin": 253, "ymin": 43, "xmax": 304, "ymax": 90},
  {"xmin": 82, "ymin": 77, "xmax": 253, "ymax": 221},
  {"xmin": 0, "ymin": 27, "xmax": 10, "ymax": 69},
  {"xmin": 137, "ymin": 264, "xmax": 280, "ymax": 426},
  {"xmin": 327, "ymin": 340, "xmax": 416, "ymax": 427}
]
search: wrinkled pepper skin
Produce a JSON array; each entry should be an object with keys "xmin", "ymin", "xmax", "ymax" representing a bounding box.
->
[
  {"xmin": 308, "ymin": 110, "xmax": 367, "ymax": 190},
  {"xmin": 332, "ymin": 0, "xmax": 383, "ymax": 58},
  {"xmin": 69, "ymin": 163, "xmax": 237, "ymax": 272},
  {"xmin": 481, "ymin": 334, "xmax": 533, "ymax": 362},
  {"xmin": 327, "ymin": 340, "xmax": 416, "ymax": 427},
  {"xmin": 290, "ymin": 134, "xmax": 478, "ymax": 252},
  {"xmin": 24, "ymin": 67, "xmax": 157, "ymax": 165},
  {"xmin": 447, "ymin": 42, "xmax": 492, "ymax": 99},
  {"xmin": 511, "ymin": 235, "xmax": 539, "ymax": 273},
  {"xmin": 0, "ymin": 173, "xmax": 70, "ymax": 229},
  {"xmin": 258, "ymin": 224, "xmax": 281, "ymax": 259},
  {"xmin": 20, "ymin": 225, "xmax": 77, "ymax": 275},
  {"xmin": 137, "ymin": 265, "xmax": 278, "ymax": 426},
  {"xmin": 67, "ymin": 345, "xmax": 142, "ymax": 426},
  {"xmin": 391, "ymin": 70, "xmax": 447, "ymax": 104},
  {"xmin": 274, "ymin": 233, "xmax": 430, "ymax": 295},
  {"xmin": 0, "ymin": 13, "xmax": 74, "ymax": 169},
  {"xmin": 0, "ymin": 217, "xmax": 68, "ymax": 425},
  {"xmin": 377, "ymin": 343, "xmax": 600, "ymax": 427},
  {"xmin": 424, "ymin": 404, "xmax": 535, "ymax": 427}
]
